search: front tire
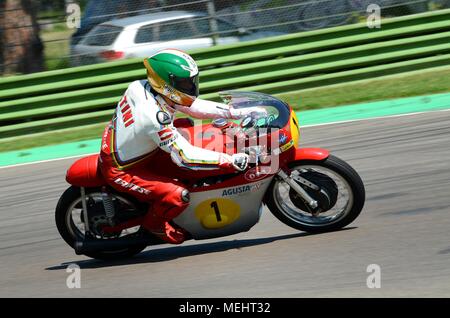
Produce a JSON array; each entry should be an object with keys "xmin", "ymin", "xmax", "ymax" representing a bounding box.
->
[
  {"xmin": 266, "ymin": 155, "xmax": 365, "ymax": 233},
  {"xmin": 55, "ymin": 186, "xmax": 147, "ymax": 260}
]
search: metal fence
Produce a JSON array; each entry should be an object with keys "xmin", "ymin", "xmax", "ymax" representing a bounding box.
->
[{"xmin": 1, "ymin": 0, "xmax": 449, "ymax": 75}]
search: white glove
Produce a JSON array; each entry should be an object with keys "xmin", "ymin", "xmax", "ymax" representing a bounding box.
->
[
  {"xmin": 231, "ymin": 153, "xmax": 249, "ymax": 171},
  {"xmin": 229, "ymin": 107, "xmax": 268, "ymax": 119}
]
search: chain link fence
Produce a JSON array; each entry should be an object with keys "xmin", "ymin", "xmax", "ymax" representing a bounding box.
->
[{"xmin": 1, "ymin": 0, "xmax": 449, "ymax": 75}]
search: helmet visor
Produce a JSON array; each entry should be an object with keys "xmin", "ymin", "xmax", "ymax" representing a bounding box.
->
[{"xmin": 170, "ymin": 74, "xmax": 199, "ymax": 97}]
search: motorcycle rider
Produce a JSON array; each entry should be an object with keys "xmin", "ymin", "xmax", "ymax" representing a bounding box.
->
[{"xmin": 99, "ymin": 49, "xmax": 254, "ymax": 245}]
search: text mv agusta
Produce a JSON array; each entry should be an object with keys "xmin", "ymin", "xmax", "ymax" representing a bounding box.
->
[{"xmin": 55, "ymin": 92, "xmax": 365, "ymax": 260}]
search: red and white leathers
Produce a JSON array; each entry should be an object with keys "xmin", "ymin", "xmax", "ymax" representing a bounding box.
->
[{"xmin": 99, "ymin": 80, "xmax": 254, "ymax": 244}]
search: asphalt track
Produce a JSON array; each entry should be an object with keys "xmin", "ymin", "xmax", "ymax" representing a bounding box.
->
[{"xmin": 1, "ymin": 109, "xmax": 450, "ymax": 297}]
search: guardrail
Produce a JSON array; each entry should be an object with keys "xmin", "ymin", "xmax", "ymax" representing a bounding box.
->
[{"xmin": 1, "ymin": 9, "xmax": 449, "ymax": 139}]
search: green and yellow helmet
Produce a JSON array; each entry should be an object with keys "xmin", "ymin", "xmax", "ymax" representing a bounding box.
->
[{"xmin": 144, "ymin": 49, "xmax": 199, "ymax": 106}]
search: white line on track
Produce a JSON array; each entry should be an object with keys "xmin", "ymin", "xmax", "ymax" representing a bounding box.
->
[{"xmin": 1, "ymin": 108, "xmax": 449, "ymax": 170}]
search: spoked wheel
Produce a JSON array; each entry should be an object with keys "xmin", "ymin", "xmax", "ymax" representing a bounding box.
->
[
  {"xmin": 55, "ymin": 186, "xmax": 148, "ymax": 260},
  {"xmin": 266, "ymin": 155, "xmax": 365, "ymax": 233}
]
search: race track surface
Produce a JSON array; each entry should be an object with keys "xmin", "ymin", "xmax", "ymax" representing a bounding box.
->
[{"xmin": 1, "ymin": 110, "xmax": 450, "ymax": 297}]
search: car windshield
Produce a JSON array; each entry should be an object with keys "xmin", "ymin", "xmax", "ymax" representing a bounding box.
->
[
  {"xmin": 83, "ymin": 25, "xmax": 123, "ymax": 46},
  {"xmin": 219, "ymin": 91, "xmax": 291, "ymax": 129}
]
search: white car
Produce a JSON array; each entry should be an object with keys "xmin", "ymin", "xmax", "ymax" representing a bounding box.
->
[{"xmin": 71, "ymin": 10, "xmax": 284, "ymax": 66}]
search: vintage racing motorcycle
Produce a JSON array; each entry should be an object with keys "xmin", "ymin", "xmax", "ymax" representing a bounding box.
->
[{"xmin": 55, "ymin": 92, "xmax": 365, "ymax": 260}]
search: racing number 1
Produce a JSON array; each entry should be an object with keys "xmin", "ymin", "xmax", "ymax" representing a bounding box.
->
[
  {"xmin": 195, "ymin": 198, "xmax": 240, "ymax": 229},
  {"xmin": 210, "ymin": 201, "xmax": 222, "ymax": 222}
]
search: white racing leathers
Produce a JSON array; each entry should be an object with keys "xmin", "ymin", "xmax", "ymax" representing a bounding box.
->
[{"xmin": 112, "ymin": 80, "xmax": 249, "ymax": 170}]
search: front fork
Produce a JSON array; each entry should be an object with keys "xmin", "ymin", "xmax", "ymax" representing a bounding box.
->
[
  {"xmin": 80, "ymin": 187, "xmax": 90, "ymax": 233},
  {"xmin": 276, "ymin": 170, "xmax": 319, "ymax": 210},
  {"xmin": 274, "ymin": 147, "xmax": 330, "ymax": 210}
]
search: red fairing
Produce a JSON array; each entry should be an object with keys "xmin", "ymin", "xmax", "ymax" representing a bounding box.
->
[
  {"xmin": 295, "ymin": 148, "xmax": 329, "ymax": 161},
  {"xmin": 66, "ymin": 154, "xmax": 105, "ymax": 187}
]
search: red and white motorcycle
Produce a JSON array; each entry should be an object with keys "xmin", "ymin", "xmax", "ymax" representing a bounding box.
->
[{"xmin": 55, "ymin": 92, "xmax": 365, "ymax": 260}]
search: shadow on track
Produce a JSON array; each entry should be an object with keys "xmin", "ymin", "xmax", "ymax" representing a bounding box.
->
[{"xmin": 46, "ymin": 228, "xmax": 356, "ymax": 270}]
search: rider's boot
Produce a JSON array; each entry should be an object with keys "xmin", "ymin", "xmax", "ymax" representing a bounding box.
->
[
  {"xmin": 143, "ymin": 188, "xmax": 190, "ymax": 244},
  {"xmin": 144, "ymin": 212, "xmax": 187, "ymax": 244}
]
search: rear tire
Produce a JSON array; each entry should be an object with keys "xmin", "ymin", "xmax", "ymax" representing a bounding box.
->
[
  {"xmin": 55, "ymin": 186, "xmax": 147, "ymax": 260},
  {"xmin": 266, "ymin": 155, "xmax": 365, "ymax": 233}
]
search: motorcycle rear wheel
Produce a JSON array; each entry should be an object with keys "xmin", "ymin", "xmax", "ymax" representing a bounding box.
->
[
  {"xmin": 266, "ymin": 155, "xmax": 365, "ymax": 233},
  {"xmin": 55, "ymin": 186, "xmax": 147, "ymax": 260}
]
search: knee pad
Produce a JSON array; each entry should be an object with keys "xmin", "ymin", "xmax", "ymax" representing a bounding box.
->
[
  {"xmin": 161, "ymin": 186, "xmax": 189, "ymax": 207},
  {"xmin": 160, "ymin": 188, "xmax": 189, "ymax": 220}
]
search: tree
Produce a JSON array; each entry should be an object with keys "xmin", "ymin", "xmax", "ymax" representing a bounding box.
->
[{"xmin": 0, "ymin": 0, "xmax": 44, "ymax": 75}]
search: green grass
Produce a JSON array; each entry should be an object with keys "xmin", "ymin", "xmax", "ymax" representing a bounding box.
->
[
  {"xmin": 1, "ymin": 66, "xmax": 449, "ymax": 153},
  {"xmin": 38, "ymin": 9, "xmax": 66, "ymax": 20},
  {"xmin": 41, "ymin": 24, "xmax": 74, "ymax": 71},
  {"xmin": 0, "ymin": 123, "xmax": 107, "ymax": 153},
  {"xmin": 278, "ymin": 66, "xmax": 450, "ymax": 110}
]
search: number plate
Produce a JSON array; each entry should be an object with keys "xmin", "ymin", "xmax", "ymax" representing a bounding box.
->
[{"xmin": 194, "ymin": 198, "xmax": 241, "ymax": 229}]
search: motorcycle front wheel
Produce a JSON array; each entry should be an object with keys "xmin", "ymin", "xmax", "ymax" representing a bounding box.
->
[{"xmin": 266, "ymin": 155, "xmax": 365, "ymax": 233}]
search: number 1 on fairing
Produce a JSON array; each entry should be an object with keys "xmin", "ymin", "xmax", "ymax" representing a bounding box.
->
[{"xmin": 210, "ymin": 201, "xmax": 222, "ymax": 222}]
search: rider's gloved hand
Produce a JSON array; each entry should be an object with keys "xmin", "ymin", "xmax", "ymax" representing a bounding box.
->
[
  {"xmin": 229, "ymin": 106, "xmax": 268, "ymax": 119},
  {"xmin": 231, "ymin": 153, "xmax": 249, "ymax": 171},
  {"xmin": 220, "ymin": 153, "xmax": 249, "ymax": 172}
]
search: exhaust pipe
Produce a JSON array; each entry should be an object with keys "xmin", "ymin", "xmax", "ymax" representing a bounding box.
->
[{"xmin": 74, "ymin": 236, "xmax": 162, "ymax": 255}]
